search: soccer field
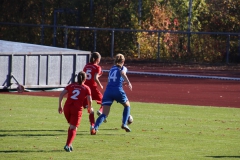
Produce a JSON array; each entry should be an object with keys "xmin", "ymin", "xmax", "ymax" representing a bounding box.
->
[{"xmin": 0, "ymin": 94, "xmax": 239, "ymax": 160}]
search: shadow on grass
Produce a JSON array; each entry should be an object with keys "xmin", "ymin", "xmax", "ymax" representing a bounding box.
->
[
  {"xmin": 0, "ymin": 130, "xmax": 65, "ymax": 132},
  {"xmin": 0, "ymin": 150, "xmax": 62, "ymax": 153},
  {"xmin": 206, "ymin": 156, "xmax": 240, "ymax": 158},
  {"xmin": 0, "ymin": 129, "xmax": 66, "ymax": 137},
  {"xmin": 101, "ymin": 128, "xmax": 120, "ymax": 131},
  {"xmin": 0, "ymin": 129, "xmax": 126, "ymax": 137}
]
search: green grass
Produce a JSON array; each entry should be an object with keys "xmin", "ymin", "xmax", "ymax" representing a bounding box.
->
[{"xmin": 0, "ymin": 94, "xmax": 239, "ymax": 160}]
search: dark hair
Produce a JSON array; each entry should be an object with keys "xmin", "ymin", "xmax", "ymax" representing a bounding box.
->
[
  {"xmin": 77, "ymin": 71, "xmax": 86, "ymax": 84},
  {"xmin": 90, "ymin": 52, "xmax": 101, "ymax": 63},
  {"xmin": 114, "ymin": 53, "xmax": 125, "ymax": 66}
]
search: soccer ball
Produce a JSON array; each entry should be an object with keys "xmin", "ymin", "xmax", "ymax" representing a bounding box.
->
[{"xmin": 128, "ymin": 115, "xmax": 133, "ymax": 125}]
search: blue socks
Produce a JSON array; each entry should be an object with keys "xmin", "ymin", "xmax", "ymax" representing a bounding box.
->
[
  {"xmin": 122, "ymin": 106, "xmax": 130, "ymax": 125},
  {"xmin": 94, "ymin": 114, "xmax": 107, "ymax": 130},
  {"xmin": 94, "ymin": 106, "xmax": 130, "ymax": 130}
]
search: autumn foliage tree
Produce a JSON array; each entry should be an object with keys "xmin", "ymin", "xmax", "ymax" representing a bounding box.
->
[
  {"xmin": 137, "ymin": 3, "xmax": 177, "ymax": 59},
  {"xmin": 198, "ymin": 0, "xmax": 240, "ymax": 62},
  {"xmin": 0, "ymin": 0, "xmax": 239, "ymax": 62}
]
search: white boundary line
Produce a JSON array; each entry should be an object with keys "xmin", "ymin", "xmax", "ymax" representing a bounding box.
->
[{"xmin": 102, "ymin": 70, "xmax": 240, "ymax": 81}]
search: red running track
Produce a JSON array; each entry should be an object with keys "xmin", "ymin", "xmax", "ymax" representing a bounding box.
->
[{"xmin": 1, "ymin": 73, "xmax": 240, "ymax": 108}]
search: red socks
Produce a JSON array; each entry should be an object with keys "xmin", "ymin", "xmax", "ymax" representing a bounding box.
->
[
  {"xmin": 89, "ymin": 113, "xmax": 95, "ymax": 127},
  {"xmin": 66, "ymin": 127, "xmax": 77, "ymax": 146}
]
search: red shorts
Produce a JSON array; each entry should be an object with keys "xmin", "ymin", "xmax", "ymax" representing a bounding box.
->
[
  {"xmin": 83, "ymin": 86, "xmax": 103, "ymax": 106},
  {"xmin": 64, "ymin": 105, "xmax": 83, "ymax": 127}
]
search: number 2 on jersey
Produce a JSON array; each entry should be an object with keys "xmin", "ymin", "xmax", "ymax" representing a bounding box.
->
[{"xmin": 71, "ymin": 89, "xmax": 80, "ymax": 99}]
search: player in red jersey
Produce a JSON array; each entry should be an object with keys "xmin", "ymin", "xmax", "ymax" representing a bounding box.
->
[
  {"xmin": 58, "ymin": 71, "xmax": 92, "ymax": 152},
  {"xmin": 83, "ymin": 52, "xmax": 106, "ymax": 132}
]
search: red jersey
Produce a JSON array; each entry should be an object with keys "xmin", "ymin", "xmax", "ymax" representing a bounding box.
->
[
  {"xmin": 83, "ymin": 63, "xmax": 102, "ymax": 87},
  {"xmin": 64, "ymin": 83, "xmax": 91, "ymax": 110}
]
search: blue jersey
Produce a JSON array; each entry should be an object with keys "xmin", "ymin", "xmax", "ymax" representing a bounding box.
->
[
  {"xmin": 106, "ymin": 65, "xmax": 127, "ymax": 89},
  {"xmin": 102, "ymin": 65, "xmax": 128, "ymax": 106}
]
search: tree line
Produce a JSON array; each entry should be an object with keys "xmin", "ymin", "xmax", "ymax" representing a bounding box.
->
[{"xmin": 0, "ymin": 0, "xmax": 239, "ymax": 63}]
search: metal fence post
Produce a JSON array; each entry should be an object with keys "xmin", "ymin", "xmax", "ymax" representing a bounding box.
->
[
  {"xmin": 157, "ymin": 31, "xmax": 161, "ymax": 61},
  {"xmin": 111, "ymin": 29, "xmax": 115, "ymax": 58},
  {"xmin": 75, "ymin": 11, "xmax": 80, "ymax": 49},
  {"xmin": 226, "ymin": 34, "xmax": 230, "ymax": 64},
  {"xmin": 90, "ymin": 0, "xmax": 94, "ymax": 26},
  {"xmin": 138, "ymin": 0, "xmax": 142, "ymax": 25},
  {"xmin": 76, "ymin": 28, "xmax": 80, "ymax": 49},
  {"xmin": 93, "ymin": 30, "xmax": 97, "ymax": 52},
  {"xmin": 41, "ymin": 0, "xmax": 45, "ymax": 45},
  {"xmin": 53, "ymin": 10, "xmax": 57, "ymax": 46},
  {"xmin": 41, "ymin": 25, "xmax": 44, "ymax": 45},
  {"xmin": 7, "ymin": 55, "xmax": 13, "ymax": 88},
  {"xmin": 137, "ymin": 42, "xmax": 140, "ymax": 58},
  {"xmin": 238, "ymin": 33, "xmax": 240, "ymax": 58},
  {"xmin": 73, "ymin": 54, "xmax": 77, "ymax": 83},
  {"xmin": 187, "ymin": 0, "xmax": 192, "ymax": 53},
  {"xmin": 64, "ymin": 26, "xmax": 68, "ymax": 48}
]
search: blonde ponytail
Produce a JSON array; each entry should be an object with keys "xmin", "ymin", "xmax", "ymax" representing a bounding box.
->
[{"xmin": 114, "ymin": 53, "xmax": 125, "ymax": 66}]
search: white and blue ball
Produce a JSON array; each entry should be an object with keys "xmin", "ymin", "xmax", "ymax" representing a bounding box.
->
[{"xmin": 128, "ymin": 115, "xmax": 133, "ymax": 125}]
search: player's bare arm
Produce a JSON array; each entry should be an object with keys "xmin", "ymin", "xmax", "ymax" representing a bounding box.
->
[
  {"xmin": 94, "ymin": 73, "xmax": 103, "ymax": 89},
  {"xmin": 121, "ymin": 71, "xmax": 132, "ymax": 91},
  {"xmin": 58, "ymin": 89, "xmax": 68, "ymax": 114},
  {"xmin": 87, "ymin": 95, "xmax": 93, "ymax": 114}
]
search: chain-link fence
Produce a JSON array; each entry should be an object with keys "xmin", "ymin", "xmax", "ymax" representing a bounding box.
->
[{"xmin": 0, "ymin": 22, "xmax": 240, "ymax": 64}]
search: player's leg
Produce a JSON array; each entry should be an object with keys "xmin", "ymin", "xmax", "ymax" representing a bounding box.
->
[
  {"xmin": 64, "ymin": 124, "xmax": 77, "ymax": 152},
  {"xmin": 121, "ymin": 100, "xmax": 131, "ymax": 132},
  {"xmin": 93, "ymin": 105, "xmax": 110, "ymax": 132},
  {"xmin": 92, "ymin": 90, "xmax": 103, "ymax": 115},
  {"xmin": 88, "ymin": 107, "xmax": 95, "ymax": 129},
  {"xmin": 91, "ymin": 90, "xmax": 113, "ymax": 135},
  {"xmin": 97, "ymin": 105, "xmax": 108, "ymax": 123},
  {"xmin": 97, "ymin": 107, "xmax": 103, "ymax": 116},
  {"xmin": 117, "ymin": 90, "xmax": 131, "ymax": 132},
  {"xmin": 83, "ymin": 98, "xmax": 95, "ymax": 128},
  {"xmin": 63, "ymin": 106, "xmax": 71, "ymax": 152},
  {"xmin": 64, "ymin": 110, "xmax": 82, "ymax": 151},
  {"xmin": 92, "ymin": 88, "xmax": 107, "ymax": 122}
]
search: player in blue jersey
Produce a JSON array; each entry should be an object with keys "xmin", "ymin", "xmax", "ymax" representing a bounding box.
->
[{"xmin": 91, "ymin": 53, "xmax": 132, "ymax": 135}]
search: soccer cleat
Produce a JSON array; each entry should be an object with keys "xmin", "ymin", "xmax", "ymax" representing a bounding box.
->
[
  {"xmin": 70, "ymin": 145, "xmax": 73, "ymax": 151},
  {"xmin": 97, "ymin": 110, "xmax": 107, "ymax": 123},
  {"xmin": 64, "ymin": 145, "xmax": 72, "ymax": 152},
  {"xmin": 90, "ymin": 125, "xmax": 94, "ymax": 135},
  {"xmin": 96, "ymin": 110, "xmax": 101, "ymax": 116},
  {"xmin": 91, "ymin": 128, "xmax": 97, "ymax": 135},
  {"xmin": 103, "ymin": 118, "xmax": 107, "ymax": 123},
  {"xmin": 121, "ymin": 124, "xmax": 131, "ymax": 132}
]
